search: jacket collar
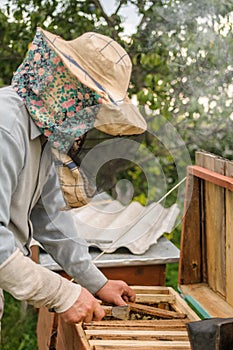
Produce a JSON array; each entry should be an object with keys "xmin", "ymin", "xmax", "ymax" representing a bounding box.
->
[{"xmin": 29, "ymin": 117, "xmax": 42, "ymax": 140}]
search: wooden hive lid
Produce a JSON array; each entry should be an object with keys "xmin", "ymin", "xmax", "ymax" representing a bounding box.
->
[{"xmin": 178, "ymin": 150, "xmax": 233, "ymax": 318}]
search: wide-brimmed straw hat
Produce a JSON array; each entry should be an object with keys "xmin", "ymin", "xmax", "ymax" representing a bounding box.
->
[{"xmin": 39, "ymin": 27, "xmax": 147, "ymax": 136}]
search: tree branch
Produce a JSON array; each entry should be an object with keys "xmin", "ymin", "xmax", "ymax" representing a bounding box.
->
[
  {"xmin": 115, "ymin": 0, "xmax": 127, "ymax": 15},
  {"xmin": 91, "ymin": 0, "xmax": 115, "ymax": 25}
]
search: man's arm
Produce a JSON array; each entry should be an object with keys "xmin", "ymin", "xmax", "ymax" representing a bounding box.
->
[
  {"xmin": 31, "ymin": 164, "xmax": 108, "ymax": 294},
  {"xmin": 31, "ymin": 164, "xmax": 136, "ymax": 307},
  {"xmin": 0, "ymin": 128, "xmax": 97, "ymax": 317}
]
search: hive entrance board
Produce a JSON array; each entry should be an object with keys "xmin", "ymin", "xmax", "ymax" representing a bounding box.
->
[{"xmin": 54, "ymin": 286, "xmax": 199, "ymax": 350}]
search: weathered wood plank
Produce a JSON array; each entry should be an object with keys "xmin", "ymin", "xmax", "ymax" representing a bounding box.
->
[
  {"xmin": 83, "ymin": 319, "xmax": 189, "ymax": 331},
  {"xmin": 225, "ymin": 161, "xmax": 233, "ymax": 307},
  {"xmin": 167, "ymin": 288, "xmax": 199, "ymax": 321},
  {"xmin": 195, "ymin": 150, "xmax": 206, "ymax": 167},
  {"xmin": 93, "ymin": 346, "xmax": 190, "ymax": 350},
  {"xmin": 213, "ymin": 157, "xmax": 226, "ymax": 296},
  {"xmin": 56, "ymin": 319, "xmax": 90, "ymax": 350},
  {"xmin": 179, "ymin": 172, "xmax": 202, "ymax": 284},
  {"xmin": 180, "ymin": 283, "xmax": 233, "ymax": 317},
  {"xmin": 128, "ymin": 302, "xmax": 186, "ymax": 319},
  {"xmin": 85, "ymin": 329, "xmax": 189, "ymax": 341},
  {"xmin": 90, "ymin": 339, "xmax": 191, "ymax": 348},
  {"xmin": 189, "ymin": 165, "xmax": 233, "ymax": 191},
  {"xmin": 204, "ymin": 154, "xmax": 218, "ymax": 292},
  {"xmin": 131, "ymin": 286, "xmax": 170, "ymax": 294},
  {"xmin": 135, "ymin": 293, "xmax": 175, "ymax": 304},
  {"xmin": 37, "ymin": 306, "xmax": 58, "ymax": 350}
]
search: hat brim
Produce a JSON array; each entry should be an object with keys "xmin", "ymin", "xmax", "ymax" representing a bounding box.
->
[{"xmin": 95, "ymin": 102, "xmax": 147, "ymax": 136}]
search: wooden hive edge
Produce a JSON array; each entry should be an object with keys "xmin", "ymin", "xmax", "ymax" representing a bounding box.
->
[
  {"xmin": 180, "ymin": 283, "xmax": 233, "ymax": 318},
  {"xmin": 89, "ymin": 339, "xmax": 191, "ymax": 349}
]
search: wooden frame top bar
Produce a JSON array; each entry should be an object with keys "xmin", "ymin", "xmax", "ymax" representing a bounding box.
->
[{"xmin": 188, "ymin": 165, "xmax": 233, "ymax": 191}]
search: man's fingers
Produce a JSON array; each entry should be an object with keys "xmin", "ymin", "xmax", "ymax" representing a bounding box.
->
[
  {"xmin": 83, "ymin": 311, "xmax": 94, "ymax": 323},
  {"xmin": 59, "ymin": 287, "xmax": 107, "ymax": 324},
  {"xmin": 127, "ymin": 291, "xmax": 136, "ymax": 302},
  {"xmin": 124, "ymin": 285, "xmax": 136, "ymax": 302},
  {"xmin": 122, "ymin": 295, "xmax": 129, "ymax": 302},
  {"xmin": 113, "ymin": 295, "xmax": 127, "ymax": 306},
  {"xmin": 93, "ymin": 305, "xmax": 106, "ymax": 321},
  {"xmin": 61, "ymin": 306, "xmax": 105, "ymax": 324},
  {"xmin": 83, "ymin": 301, "xmax": 105, "ymax": 322}
]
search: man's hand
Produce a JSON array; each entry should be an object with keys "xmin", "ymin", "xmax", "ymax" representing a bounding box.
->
[
  {"xmin": 95, "ymin": 280, "xmax": 136, "ymax": 306},
  {"xmin": 59, "ymin": 287, "xmax": 105, "ymax": 324},
  {"xmin": 58, "ymin": 280, "xmax": 136, "ymax": 324}
]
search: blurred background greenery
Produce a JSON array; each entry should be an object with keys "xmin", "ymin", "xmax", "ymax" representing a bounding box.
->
[
  {"xmin": 1, "ymin": 293, "xmax": 38, "ymax": 349},
  {"xmin": 0, "ymin": 0, "xmax": 232, "ymax": 348}
]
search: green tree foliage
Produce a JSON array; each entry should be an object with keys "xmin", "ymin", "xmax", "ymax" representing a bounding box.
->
[
  {"xmin": 130, "ymin": 0, "xmax": 233, "ymax": 161},
  {"xmin": 0, "ymin": 0, "xmax": 232, "ymax": 201},
  {"xmin": 0, "ymin": 0, "xmax": 104, "ymax": 85}
]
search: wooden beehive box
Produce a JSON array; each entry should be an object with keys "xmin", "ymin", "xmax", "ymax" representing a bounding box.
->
[
  {"xmin": 37, "ymin": 150, "xmax": 233, "ymax": 349},
  {"xmin": 52, "ymin": 286, "xmax": 199, "ymax": 350},
  {"xmin": 179, "ymin": 151, "xmax": 233, "ymax": 318}
]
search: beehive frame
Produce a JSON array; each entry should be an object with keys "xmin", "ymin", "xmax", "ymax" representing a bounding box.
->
[{"xmin": 55, "ymin": 286, "xmax": 199, "ymax": 350}]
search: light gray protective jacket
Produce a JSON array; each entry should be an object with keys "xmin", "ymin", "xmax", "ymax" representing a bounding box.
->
[{"xmin": 0, "ymin": 86, "xmax": 107, "ymax": 311}]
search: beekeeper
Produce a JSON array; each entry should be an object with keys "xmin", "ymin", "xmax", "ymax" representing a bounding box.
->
[{"xmin": 0, "ymin": 28, "xmax": 146, "ymax": 325}]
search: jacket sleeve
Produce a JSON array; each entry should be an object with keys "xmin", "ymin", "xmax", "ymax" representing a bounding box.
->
[
  {"xmin": 0, "ymin": 129, "xmax": 22, "ymax": 264},
  {"xmin": 0, "ymin": 128, "xmax": 81, "ymax": 312},
  {"xmin": 31, "ymin": 164, "xmax": 108, "ymax": 295}
]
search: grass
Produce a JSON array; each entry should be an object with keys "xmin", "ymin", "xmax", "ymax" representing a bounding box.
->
[
  {"xmin": 1, "ymin": 293, "xmax": 38, "ymax": 350},
  {"xmin": 166, "ymin": 262, "xmax": 179, "ymax": 290},
  {"xmin": 165, "ymin": 225, "xmax": 181, "ymax": 290}
]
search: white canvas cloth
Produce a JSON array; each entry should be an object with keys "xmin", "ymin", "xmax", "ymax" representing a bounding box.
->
[{"xmin": 72, "ymin": 195, "xmax": 179, "ymax": 255}]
